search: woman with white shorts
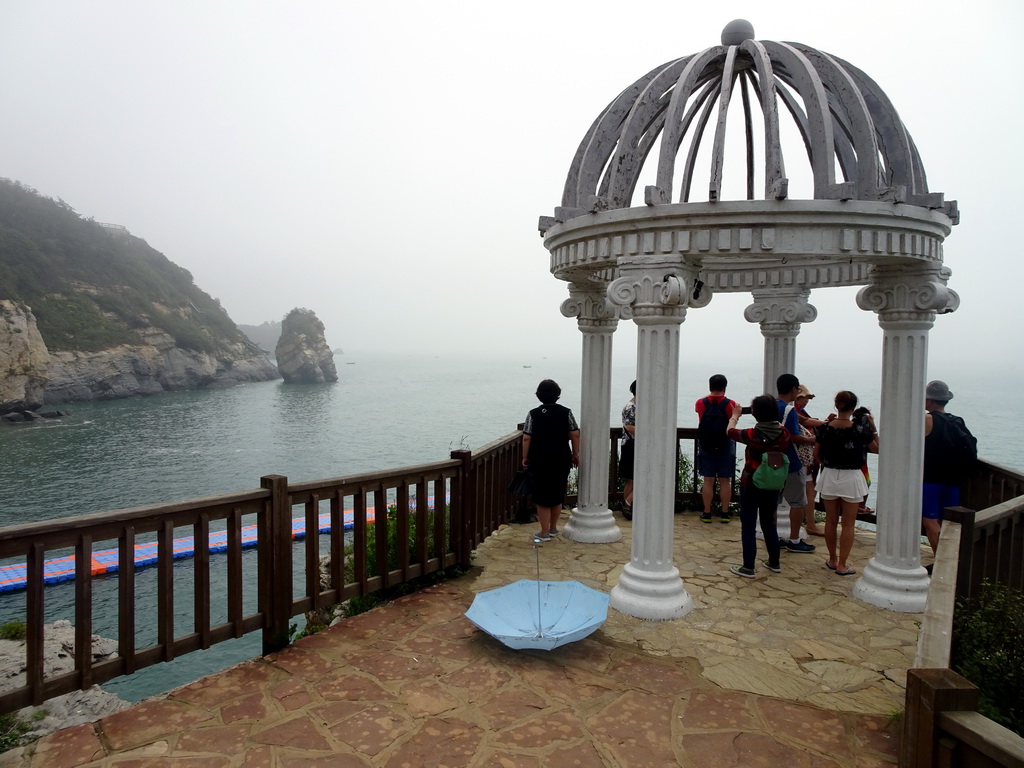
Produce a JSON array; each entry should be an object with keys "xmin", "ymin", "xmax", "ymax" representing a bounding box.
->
[{"xmin": 814, "ymin": 391, "xmax": 878, "ymax": 575}]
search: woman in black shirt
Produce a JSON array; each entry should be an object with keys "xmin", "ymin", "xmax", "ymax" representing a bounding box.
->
[{"xmin": 814, "ymin": 391, "xmax": 878, "ymax": 575}]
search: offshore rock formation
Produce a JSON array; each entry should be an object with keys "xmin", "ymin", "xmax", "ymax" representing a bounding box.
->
[
  {"xmin": 275, "ymin": 308, "xmax": 338, "ymax": 384},
  {"xmin": 44, "ymin": 327, "xmax": 279, "ymax": 403},
  {"xmin": 0, "ymin": 301, "xmax": 50, "ymax": 413}
]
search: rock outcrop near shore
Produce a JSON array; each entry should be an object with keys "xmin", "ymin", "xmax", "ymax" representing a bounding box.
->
[
  {"xmin": 275, "ymin": 308, "xmax": 338, "ymax": 384},
  {"xmin": 0, "ymin": 620, "xmax": 130, "ymax": 746},
  {"xmin": 0, "ymin": 301, "xmax": 49, "ymax": 413},
  {"xmin": 44, "ymin": 330, "xmax": 280, "ymax": 403},
  {"xmin": 0, "ymin": 301, "xmax": 279, "ymax": 408}
]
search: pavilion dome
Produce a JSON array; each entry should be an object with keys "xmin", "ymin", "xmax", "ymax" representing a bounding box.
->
[{"xmin": 552, "ymin": 20, "xmax": 958, "ymax": 227}]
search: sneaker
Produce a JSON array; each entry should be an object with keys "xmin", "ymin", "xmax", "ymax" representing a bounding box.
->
[
  {"xmin": 700, "ymin": 512, "xmax": 714, "ymax": 524},
  {"xmin": 548, "ymin": 528, "xmax": 560, "ymax": 537},
  {"xmin": 719, "ymin": 514, "xmax": 732, "ymax": 524},
  {"xmin": 533, "ymin": 531, "xmax": 552, "ymax": 541},
  {"xmin": 762, "ymin": 560, "xmax": 781, "ymax": 573},
  {"xmin": 785, "ymin": 539, "xmax": 816, "ymax": 553},
  {"xmin": 730, "ymin": 565, "xmax": 756, "ymax": 579}
]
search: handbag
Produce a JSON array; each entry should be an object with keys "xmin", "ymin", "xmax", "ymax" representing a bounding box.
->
[{"xmin": 507, "ymin": 469, "xmax": 532, "ymax": 496}]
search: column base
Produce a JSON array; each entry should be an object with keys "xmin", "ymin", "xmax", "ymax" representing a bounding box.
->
[
  {"xmin": 852, "ymin": 556, "xmax": 930, "ymax": 613},
  {"xmin": 564, "ymin": 507, "xmax": 623, "ymax": 543},
  {"xmin": 609, "ymin": 562, "xmax": 694, "ymax": 620}
]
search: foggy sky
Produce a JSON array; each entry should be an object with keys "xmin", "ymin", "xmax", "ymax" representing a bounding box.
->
[{"xmin": 0, "ymin": 0, "xmax": 1020, "ymax": 376}]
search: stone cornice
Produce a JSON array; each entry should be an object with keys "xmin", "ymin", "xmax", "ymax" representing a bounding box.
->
[{"xmin": 544, "ymin": 200, "xmax": 953, "ymax": 291}]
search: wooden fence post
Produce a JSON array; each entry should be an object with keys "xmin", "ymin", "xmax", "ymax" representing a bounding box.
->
[
  {"xmin": 450, "ymin": 450, "xmax": 474, "ymax": 567},
  {"xmin": 902, "ymin": 668, "xmax": 980, "ymax": 768},
  {"xmin": 260, "ymin": 475, "xmax": 292, "ymax": 655},
  {"xmin": 942, "ymin": 506, "xmax": 977, "ymax": 604}
]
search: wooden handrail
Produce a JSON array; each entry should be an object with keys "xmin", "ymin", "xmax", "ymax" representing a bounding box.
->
[{"xmin": 903, "ymin": 457, "xmax": 1024, "ymax": 766}]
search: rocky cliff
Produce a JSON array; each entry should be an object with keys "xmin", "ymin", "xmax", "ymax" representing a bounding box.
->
[
  {"xmin": 0, "ymin": 178, "xmax": 282, "ymax": 407},
  {"xmin": 44, "ymin": 328, "xmax": 279, "ymax": 403},
  {"xmin": 0, "ymin": 301, "xmax": 50, "ymax": 413},
  {"xmin": 275, "ymin": 308, "xmax": 338, "ymax": 384}
]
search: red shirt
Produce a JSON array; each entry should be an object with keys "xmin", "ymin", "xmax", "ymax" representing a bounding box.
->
[{"xmin": 695, "ymin": 395, "xmax": 737, "ymax": 420}]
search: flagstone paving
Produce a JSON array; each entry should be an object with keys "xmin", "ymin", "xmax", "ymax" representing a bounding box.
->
[{"xmin": 2, "ymin": 512, "xmax": 925, "ymax": 766}]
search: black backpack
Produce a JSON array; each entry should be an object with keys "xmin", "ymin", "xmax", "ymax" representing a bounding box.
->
[
  {"xmin": 697, "ymin": 398, "xmax": 731, "ymax": 454},
  {"xmin": 933, "ymin": 412, "xmax": 978, "ymax": 478}
]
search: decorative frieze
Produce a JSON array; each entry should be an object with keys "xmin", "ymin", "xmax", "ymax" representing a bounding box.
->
[{"xmin": 545, "ymin": 202, "xmax": 952, "ymax": 289}]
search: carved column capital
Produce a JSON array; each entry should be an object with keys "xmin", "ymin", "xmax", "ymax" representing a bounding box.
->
[
  {"xmin": 856, "ymin": 266, "xmax": 957, "ymax": 326},
  {"xmin": 561, "ymin": 283, "xmax": 619, "ymax": 333},
  {"xmin": 607, "ymin": 270, "xmax": 694, "ymax": 325},
  {"xmin": 743, "ymin": 288, "xmax": 818, "ymax": 337}
]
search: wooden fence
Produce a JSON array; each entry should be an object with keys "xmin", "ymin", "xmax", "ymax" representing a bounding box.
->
[
  {"xmin": 0, "ymin": 431, "xmax": 523, "ymax": 716},
  {"xmin": 0, "ymin": 426, "xmax": 715, "ymax": 716},
  {"xmin": 902, "ymin": 459, "xmax": 1024, "ymax": 767}
]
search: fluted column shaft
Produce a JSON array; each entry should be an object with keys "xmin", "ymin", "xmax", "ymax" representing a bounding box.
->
[
  {"xmin": 853, "ymin": 266, "xmax": 959, "ymax": 612},
  {"xmin": 744, "ymin": 289, "xmax": 817, "ymax": 393},
  {"xmin": 606, "ymin": 261, "xmax": 695, "ymax": 620},
  {"xmin": 561, "ymin": 285, "xmax": 621, "ymax": 543}
]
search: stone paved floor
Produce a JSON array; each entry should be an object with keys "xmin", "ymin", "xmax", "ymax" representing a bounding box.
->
[{"xmin": 2, "ymin": 511, "xmax": 925, "ymax": 767}]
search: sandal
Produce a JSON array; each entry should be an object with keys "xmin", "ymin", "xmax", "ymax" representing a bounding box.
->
[
  {"xmin": 824, "ymin": 560, "xmax": 836, "ymax": 571},
  {"xmin": 806, "ymin": 526, "xmax": 825, "ymax": 537},
  {"xmin": 835, "ymin": 567, "xmax": 857, "ymax": 576}
]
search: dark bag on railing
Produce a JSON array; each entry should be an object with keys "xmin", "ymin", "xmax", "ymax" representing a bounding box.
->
[{"xmin": 507, "ymin": 469, "xmax": 532, "ymax": 496}]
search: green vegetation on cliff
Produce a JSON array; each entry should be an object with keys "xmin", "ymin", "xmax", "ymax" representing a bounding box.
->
[{"xmin": 0, "ymin": 178, "xmax": 253, "ymax": 354}]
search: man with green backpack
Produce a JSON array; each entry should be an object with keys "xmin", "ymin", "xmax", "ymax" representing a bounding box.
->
[{"xmin": 727, "ymin": 394, "xmax": 792, "ymax": 578}]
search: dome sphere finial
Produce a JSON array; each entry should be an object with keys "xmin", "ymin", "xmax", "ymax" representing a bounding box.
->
[{"xmin": 721, "ymin": 19, "xmax": 755, "ymax": 45}]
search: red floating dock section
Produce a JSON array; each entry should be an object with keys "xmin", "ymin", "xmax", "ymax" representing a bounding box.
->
[{"xmin": 0, "ymin": 506, "xmax": 381, "ymax": 594}]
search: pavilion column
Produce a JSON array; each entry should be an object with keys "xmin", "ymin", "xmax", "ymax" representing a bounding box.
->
[
  {"xmin": 853, "ymin": 266, "xmax": 959, "ymax": 612},
  {"xmin": 560, "ymin": 283, "xmax": 621, "ymax": 543},
  {"xmin": 744, "ymin": 288, "xmax": 817, "ymax": 394},
  {"xmin": 605, "ymin": 261, "xmax": 694, "ymax": 621}
]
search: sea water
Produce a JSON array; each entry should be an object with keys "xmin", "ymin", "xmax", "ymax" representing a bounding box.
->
[{"xmin": 0, "ymin": 351, "xmax": 1015, "ymax": 700}]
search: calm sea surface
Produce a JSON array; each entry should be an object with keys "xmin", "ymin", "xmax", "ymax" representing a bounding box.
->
[{"xmin": 0, "ymin": 352, "xmax": 1016, "ymax": 701}]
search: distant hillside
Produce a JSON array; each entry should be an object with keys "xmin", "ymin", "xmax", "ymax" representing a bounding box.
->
[
  {"xmin": 238, "ymin": 321, "xmax": 281, "ymax": 356},
  {"xmin": 0, "ymin": 178, "xmax": 252, "ymax": 355},
  {"xmin": 0, "ymin": 178, "xmax": 279, "ymax": 408}
]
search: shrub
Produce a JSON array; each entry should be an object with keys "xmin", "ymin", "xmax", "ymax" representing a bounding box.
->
[
  {"xmin": 0, "ymin": 713, "xmax": 30, "ymax": 753},
  {"xmin": 952, "ymin": 581, "xmax": 1024, "ymax": 736},
  {"xmin": 326, "ymin": 501, "xmax": 464, "ymax": 624},
  {"xmin": 0, "ymin": 620, "xmax": 26, "ymax": 641}
]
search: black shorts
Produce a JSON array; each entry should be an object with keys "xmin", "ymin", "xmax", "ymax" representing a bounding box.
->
[{"xmin": 619, "ymin": 440, "xmax": 635, "ymax": 480}]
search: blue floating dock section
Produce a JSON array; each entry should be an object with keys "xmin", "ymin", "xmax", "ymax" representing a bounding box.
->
[{"xmin": 0, "ymin": 501, "xmax": 408, "ymax": 594}]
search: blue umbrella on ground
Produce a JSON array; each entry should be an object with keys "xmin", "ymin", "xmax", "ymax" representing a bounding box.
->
[{"xmin": 464, "ymin": 539, "xmax": 610, "ymax": 651}]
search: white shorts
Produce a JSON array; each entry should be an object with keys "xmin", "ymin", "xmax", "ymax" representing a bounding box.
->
[{"xmin": 815, "ymin": 466, "xmax": 868, "ymax": 503}]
